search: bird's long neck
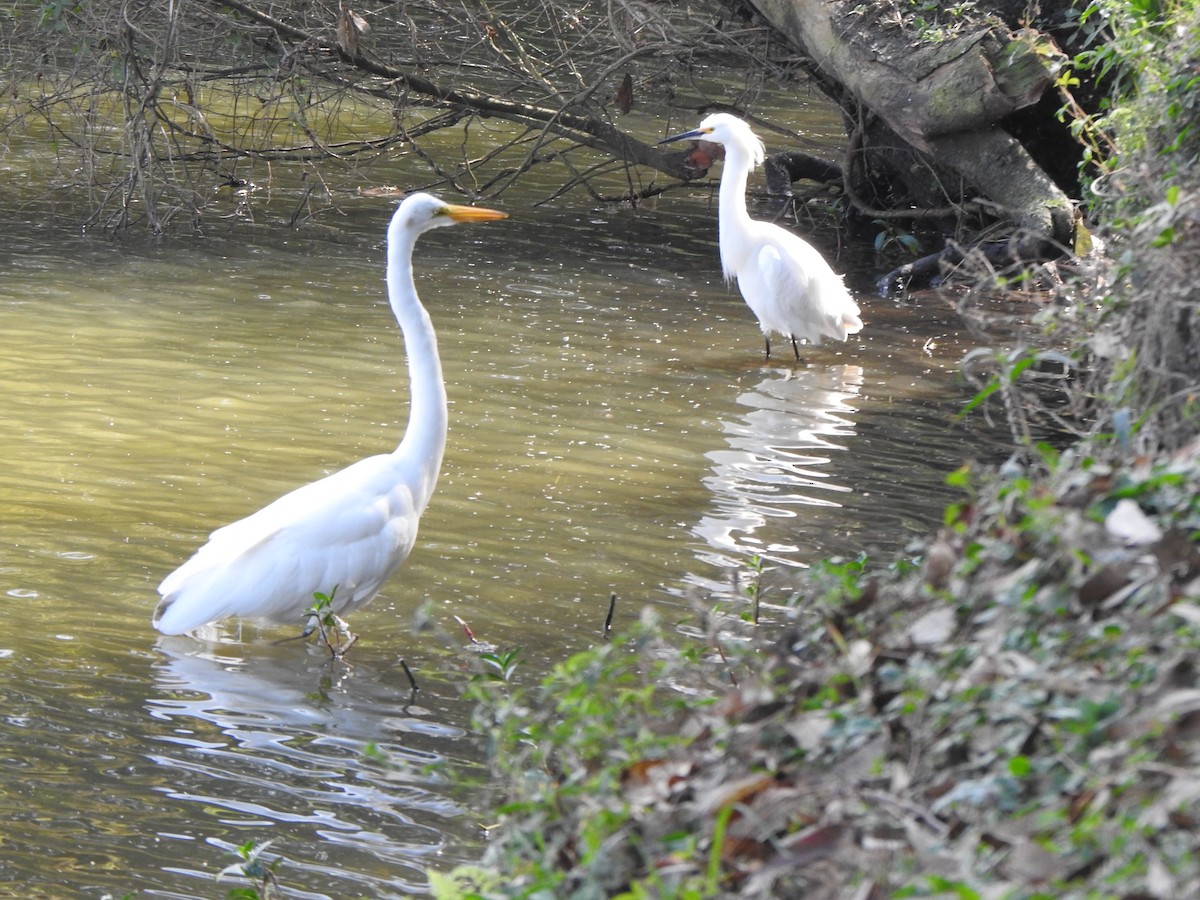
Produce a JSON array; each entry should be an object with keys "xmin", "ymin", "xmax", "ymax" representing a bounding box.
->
[
  {"xmin": 386, "ymin": 231, "xmax": 448, "ymax": 513},
  {"xmin": 717, "ymin": 145, "xmax": 755, "ymax": 283}
]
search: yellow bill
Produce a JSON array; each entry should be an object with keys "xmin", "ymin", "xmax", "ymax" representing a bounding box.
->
[{"xmin": 442, "ymin": 203, "xmax": 508, "ymax": 223}]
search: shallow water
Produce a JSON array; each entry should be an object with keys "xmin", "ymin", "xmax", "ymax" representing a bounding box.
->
[{"xmin": 0, "ymin": 106, "xmax": 1018, "ymax": 894}]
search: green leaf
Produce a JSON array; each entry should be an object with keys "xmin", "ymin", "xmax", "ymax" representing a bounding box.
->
[
  {"xmin": 945, "ymin": 465, "xmax": 973, "ymax": 489},
  {"xmin": 1151, "ymin": 226, "xmax": 1175, "ymax": 247},
  {"xmin": 959, "ymin": 380, "xmax": 1000, "ymax": 415}
]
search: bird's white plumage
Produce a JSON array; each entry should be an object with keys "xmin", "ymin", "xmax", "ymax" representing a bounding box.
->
[
  {"xmin": 154, "ymin": 192, "xmax": 506, "ymax": 637},
  {"xmin": 661, "ymin": 113, "xmax": 863, "ymax": 357}
]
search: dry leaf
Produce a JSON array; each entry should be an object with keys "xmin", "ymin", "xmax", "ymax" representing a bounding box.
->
[
  {"xmin": 698, "ymin": 772, "xmax": 777, "ymax": 815},
  {"xmin": 1147, "ymin": 852, "xmax": 1176, "ymax": 898},
  {"xmin": 620, "ymin": 757, "xmax": 693, "ymax": 808},
  {"xmin": 1170, "ymin": 601, "xmax": 1200, "ymax": 624},
  {"xmin": 997, "ymin": 837, "xmax": 1075, "ymax": 884},
  {"xmin": 1077, "ymin": 563, "xmax": 1131, "ymax": 605},
  {"xmin": 923, "ymin": 532, "xmax": 957, "ymax": 588},
  {"xmin": 785, "ymin": 711, "xmax": 834, "ymax": 752},
  {"xmin": 907, "ymin": 607, "xmax": 956, "ymax": 647},
  {"xmin": 616, "ymin": 72, "xmax": 633, "ymax": 114},
  {"xmin": 337, "ymin": 7, "xmax": 370, "ymax": 55},
  {"xmin": 774, "ymin": 823, "xmax": 848, "ymax": 866},
  {"xmin": 1105, "ymin": 498, "xmax": 1163, "ymax": 545}
]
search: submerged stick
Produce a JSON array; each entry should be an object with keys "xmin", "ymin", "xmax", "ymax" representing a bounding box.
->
[
  {"xmin": 454, "ymin": 615, "xmax": 479, "ymax": 644},
  {"xmin": 603, "ymin": 593, "xmax": 617, "ymax": 639},
  {"xmin": 399, "ymin": 658, "xmax": 418, "ymax": 692}
]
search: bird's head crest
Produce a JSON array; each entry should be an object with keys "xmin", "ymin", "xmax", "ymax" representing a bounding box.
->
[{"xmin": 696, "ymin": 113, "xmax": 766, "ymax": 168}]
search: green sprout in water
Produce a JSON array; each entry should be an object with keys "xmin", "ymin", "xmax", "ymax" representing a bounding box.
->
[
  {"xmin": 477, "ymin": 647, "xmax": 522, "ymax": 684},
  {"xmin": 305, "ymin": 586, "xmax": 358, "ymax": 660},
  {"xmin": 742, "ymin": 553, "xmax": 765, "ymax": 624},
  {"xmin": 217, "ymin": 839, "xmax": 281, "ymax": 900}
]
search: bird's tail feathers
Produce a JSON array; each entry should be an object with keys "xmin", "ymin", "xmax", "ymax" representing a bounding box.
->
[
  {"xmin": 153, "ymin": 592, "xmax": 210, "ymax": 636},
  {"xmin": 817, "ymin": 277, "xmax": 864, "ymax": 340},
  {"xmin": 840, "ymin": 308, "xmax": 865, "ymax": 337}
]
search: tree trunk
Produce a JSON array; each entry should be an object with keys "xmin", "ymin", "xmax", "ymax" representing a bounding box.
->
[{"xmin": 746, "ymin": 0, "xmax": 1077, "ymax": 247}]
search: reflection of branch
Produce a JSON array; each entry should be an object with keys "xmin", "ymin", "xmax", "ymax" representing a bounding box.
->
[
  {"xmin": 4, "ymin": 0, "xmax": 798, "ymax": 226},
  {"xmin": 210, "ymin": 0, "xmax": 578, "ymax": 125},
  {"xmin": 205, "ymin": 0, "xmax": 690, "ymax": 180},
  {"xmin": 150, "ymin": 105, "xmax": 464, "ymax": 164}
]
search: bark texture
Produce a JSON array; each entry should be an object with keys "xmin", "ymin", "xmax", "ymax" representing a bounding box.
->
[{"xmin": 747, "ymin": 0, "xmax": 1076, "ymax": 246}]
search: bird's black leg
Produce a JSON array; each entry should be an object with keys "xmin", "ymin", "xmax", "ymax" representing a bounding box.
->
[
  {"xmin": 764, "ymin": 336, "xmax": 771, "ymax": 360},
  {"xmin": 791, "ymin": 336, "xmax": 801, "ymax": 360}
]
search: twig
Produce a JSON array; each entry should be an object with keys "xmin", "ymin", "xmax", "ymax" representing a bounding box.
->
[
  {"xmin": 842, "ymin": 120, "xmax": 977, "ymax": 221},
  {"xmin": 712, "ymin": 636, "xmax": 739, "ymax": 688},
  {"xmin": 455, "ymin": 615, "xmax": 480, "ymax": 643},
  {"xmin": 399, "ymin": 658, "xmax": 419, "ymax": 692}
]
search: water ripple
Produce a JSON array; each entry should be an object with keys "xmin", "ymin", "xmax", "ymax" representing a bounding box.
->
[
  {"xmin": 144, "ymin": 637, "xmax": 478, "ymax": 897},
  {"xmin": 695, "ymin": 365, "xmax": 864, "ymax": 567}
]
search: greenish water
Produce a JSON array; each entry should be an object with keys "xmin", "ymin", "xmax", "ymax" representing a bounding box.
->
[{"xmin": 0, "ymin": 116, "xmax": 1016, "ymax": 895}]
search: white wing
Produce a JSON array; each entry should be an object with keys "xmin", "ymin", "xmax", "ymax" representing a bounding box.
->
[
  {"xmin": 743, "ymin": 225, "xmax": 862, "ymax": 345},
  {"xmin": 154, "ymin": 454, "xmax": 422, "ymax": 635}
]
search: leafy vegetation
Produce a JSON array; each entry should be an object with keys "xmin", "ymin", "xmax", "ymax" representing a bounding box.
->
[
  {"xmin": 1043, "ymin": 2, "xmax": 1195, "ymax": 438},
  {"xmin": 442, "ymin": 422, "xmax": 1200, "ymax": 898}
]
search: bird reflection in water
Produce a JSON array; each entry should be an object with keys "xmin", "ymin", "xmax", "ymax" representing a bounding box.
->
[{"xmin": 692, "ymin": 364, "xmax": 864, "ymax": 573}]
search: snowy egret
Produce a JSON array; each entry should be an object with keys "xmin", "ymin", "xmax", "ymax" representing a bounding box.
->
[
  {"xmin": 660, "ymin": 113, "xmax": 863, "ymax": 359},
  {"xmin": 153, "ymin": 193, "xmax": 507, "ymax": 638}
]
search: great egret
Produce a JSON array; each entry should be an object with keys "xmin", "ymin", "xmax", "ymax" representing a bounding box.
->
[
  {"xmin": 153, "ymin": 192, "xmax": 507, "ymax": 638},
  {"xmin": 660, "ymin": 113, "xmax": 863, "ymax": 360}
]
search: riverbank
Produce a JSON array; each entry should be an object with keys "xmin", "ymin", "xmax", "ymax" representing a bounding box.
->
[{"xmin": 451, "ymin": 432, "xmax": 1199, "ymax": 898}]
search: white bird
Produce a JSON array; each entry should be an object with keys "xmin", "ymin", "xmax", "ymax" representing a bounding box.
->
[
  {"xmin": 153, "ymin": 193, "xmax": 507, "ymax": 638},
  {"xmin": 660, "ymin": 113, "xmax": 863, "ymax": 359}
]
